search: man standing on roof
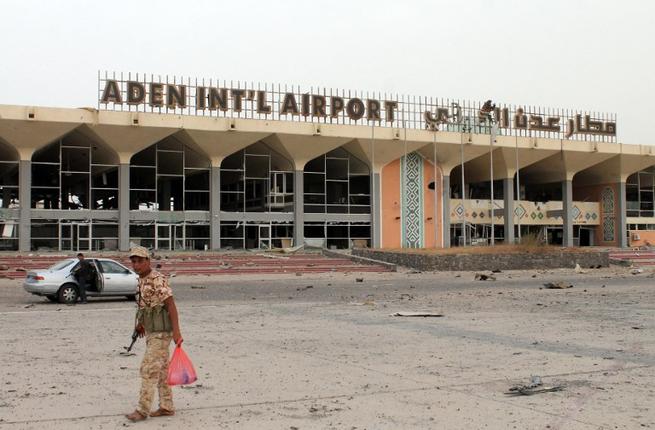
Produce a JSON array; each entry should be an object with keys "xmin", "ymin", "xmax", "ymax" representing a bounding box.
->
[{"xmin": 125, "ymin": 246, "xmax": 183, "ymax": 422}]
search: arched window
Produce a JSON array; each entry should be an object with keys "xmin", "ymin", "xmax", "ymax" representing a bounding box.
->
[
  {"xmin": 0, "ymin": 140, "xmax": 19, "ymax": 209},
  {"xmin": 303, "ymin": 148, "xmax": 370, "ymax": 214},
  {"xmin": 220, "ymin": 142, "xmax": 293, "ymax": 213},
  {"xmin": 129, "ymin": 135, "xmax": 210, "ymax": 211},
  {"xmin": 303, "ymin": 148, "xmax": 371, "ymax": 249},
  {"xmin": 31, "ymin": 130, "xmax": 119, "ymax": 210},
  {"xmin": 0, "ymin": 139, "xmax": 19, "ymax": 250}
]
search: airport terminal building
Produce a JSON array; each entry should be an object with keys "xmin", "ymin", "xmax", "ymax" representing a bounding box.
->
[{"xmin": 0, "ymin": 72, "xmax": 653, "ymax": 252}]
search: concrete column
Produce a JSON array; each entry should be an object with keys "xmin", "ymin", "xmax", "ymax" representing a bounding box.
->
[
  {"xmin": 118, "ymin": 163, "xmax": 130, "ymax": 251},
  {"xmin": 293, "ymin": 170, "xmax": 304, "ymax": 247},
  {"xmin": 370, "ymin": 171, "xmax": 381, "ymax": 248},
  {"xmin": 503, "ymin": 178, "xmax": 515, "ymax": 245},
  {"xmin": 562, "ymin": 179, "xmax": 573, "ymax": 247},
  {"xmin": 18, "ymin": 160, "xmax": 31, "ymax": 252},
  {"xmin": 442, "ymin": 175, "xmax": 450, "ymax": 248},
  {"xmin": 210, "ymin": 166, "xmax": 221, "ymax": 250},
  {"xmin": 617, "ymin": 181, "xmax": 627, "ymax": 248}
]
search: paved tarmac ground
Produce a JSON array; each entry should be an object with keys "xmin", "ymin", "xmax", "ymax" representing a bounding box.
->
[{"xmin": 0, "ymin": 267, "xmax": 654, "ymax": 429}]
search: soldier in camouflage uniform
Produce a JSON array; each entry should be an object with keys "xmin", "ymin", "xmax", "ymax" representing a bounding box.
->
[{"xmin": 126, "ymin": 246, "xmax": 183, "ymax": 422}]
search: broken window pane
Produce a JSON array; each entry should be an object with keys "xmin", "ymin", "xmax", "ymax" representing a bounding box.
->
[
  {"xmin": 61, "ymin": 173, "xmax": 89, "ymax": 209},
  {"xmin": 130, "ymin": 190, "xmax": 157, "ymax": 210},
  {"xmin": 0, "ymin": 187, "xmax": 18, "ymax": 208},
  {"xmin": 31, "ymin": 188, "xmax": 60, "ymax": 209},
  {"xmin": 32, "ymin": 164, "xmax": 59, "ymax": 187},
  {"xmin": 221, "ymin": 192, "xmax": 243, "ymax": 212},
  {"xmin": 185, "ymin": 170, "xmax": 209, "ymax": 190},
  {"xmin": 130, "ymin": 166, "xmax": 156, "ymax": 189},
  {"xmin": 245, "ymin": 179, "xmax": 268, "ymax": 212},
  {"xmin": 92, "ymin": 189, "xmax": 118, "ymax": 209},
  {"xmin": 92, "ymin": 166, "xmax": 118, "ymax": 188},
  {"xmin": 221, "ymin": 170, "xmax": 244, "ymax": 192},
  {"xmin": 157, "ymin": 176, "xmax": 183, "ymax": 211},
  {"xmin": 245, "ymin": 155, "xmax": 268, "ymax": 178},
  {"xmin": 157, "ymin": 151, "xmax": 183, "ymax": 175},
  {"xmin": 61, "ymin": 147, "xmax": 90, "ymax": 172},
  {"xmin": 0, "ymin": 163, "xmax": 18, "ymax": 186},
  {"xmin": 185, "ymin": 191, "xmax": 209, "ymax": 210},
  {"xmin": 32, "ymin": 144, "xmax": 59, "ymax": 163},
  {"xmin": 131, "ymin": 145, "xmax": 156, "ymax": 166}
]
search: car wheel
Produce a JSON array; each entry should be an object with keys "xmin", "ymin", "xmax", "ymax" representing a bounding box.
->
[
  {"xmin": 58, "ymin": 284, "xmax": 79, "ymax": 304},
  {"xmin": 46, "ymin": 295, "xmax": 58, "ymax": 303},
  {"xmin": 126, "ymin": 295, "xmax": 136, "ymax": 302}
]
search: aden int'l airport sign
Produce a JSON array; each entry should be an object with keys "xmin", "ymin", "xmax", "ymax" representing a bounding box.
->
[{"xmin": 98, "ymin": 71, "xmax": 617, "ymax": 142}]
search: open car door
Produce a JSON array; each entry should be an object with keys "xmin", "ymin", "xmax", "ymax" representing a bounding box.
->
[{"xmin": 91, "ymin": 259, "xmax": 104, "ymax": 293}]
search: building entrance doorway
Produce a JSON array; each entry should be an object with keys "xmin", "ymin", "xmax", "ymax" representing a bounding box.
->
[
  {"xmin": 245, "ymin": 224, "xmax": 271, "ymax": 249},
  {"xmin": 60, "ymin": 222, "xmax": 90, "ymax": 251},
  {"xmin": 546, "ymin": 226, "xmax": 563, "ymax": 245},
  {"xmin": 578, "ymin": 227, "xmax": 594, "ymax": 246},
  {"xmin": 156, "ymin": 224, "xmax": 184, "ymax": 251}
]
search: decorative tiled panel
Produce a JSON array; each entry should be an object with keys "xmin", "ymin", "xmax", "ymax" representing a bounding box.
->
[
  {"xmin": 601, "ymin": 187, "xmax": 615, "ymax": 242},
  {"xmin": 449, "ymin": 200, "xmax": 600, "ymax": 226},
  {"xmin": 401, "ymin": 152, "xmax": 423, "ymax": 248}
]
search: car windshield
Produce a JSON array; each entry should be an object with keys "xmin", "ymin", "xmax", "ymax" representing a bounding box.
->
[{"xmin": 48, "ymin": 259, "xmax": 75, "ymax": 271}]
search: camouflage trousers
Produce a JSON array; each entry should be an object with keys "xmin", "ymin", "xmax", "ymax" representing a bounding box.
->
[{"xmin": 137, "ymin": 332, "xmax": 173, "ymax": 416}]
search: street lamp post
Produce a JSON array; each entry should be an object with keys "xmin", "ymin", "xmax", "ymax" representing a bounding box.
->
[
  {"xmin": 460, "ymin": 117, "xmax": 470, "ymax": 247},
  {"xmin": 490, "ymin": 121, "xmax": 497, "ymax": 246}
]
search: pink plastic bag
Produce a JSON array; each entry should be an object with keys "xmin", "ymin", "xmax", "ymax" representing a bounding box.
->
[{"xmin": 167, "ymin": 345, "xmax": 198, "ymax": 386}]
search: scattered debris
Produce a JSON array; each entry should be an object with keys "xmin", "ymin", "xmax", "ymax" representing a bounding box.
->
[
  {"xmin": 296, "ymin": 285, "xmax": 314, "ymax": 291},
  {"xmin": 506, "ymin": 376, "xmax": 565, "ymax": 396},
  {"xmin": 169, "ymin": 273, "xmax": 177, "ymax": 278},
  {"xmin": 408, "ymin": 270, "xmax": 422, "ymax": 274},
  {"xmin": 256, "ymin": 253, "xmax": 290, "ymax": 260},
  {"xmin": 295, "ymin": 272, "xmax": 302, "ymax": 276},
  {"xmin": 281, "ymin": 244, "xmax": 304, "ymax": 254},
  {"xmin": 391, "ymin": 312, "xmax": 444, "ymax": 317},
  {"xmin": 543, "ymin": 282, "xmax": 573, "ymax": 289},
  {"xmin": 631, "ymin": 326, "xmax": 643, "ymax": 330},
  {"xmin": 475, "ymin": 273, "xmax": 496, "ymax": 281},
  {"xmin": 491, "ymin": 269, "xmax": 502, "ymax": 273},
  {"xmin": 531, "ymin": 274, "xmax": 537, "ymax": 278},
  {"xmin": 0, "ymin": 264, "xmax": 8, "ymax": 271},
  {"xmin": 349, "ymin": 300, "xmax": 376, "ymax": 306},
  {"xmin": 355, "ymin": 278, "xmax": 364, "ymax": 283},
  {"xmin": 23, "ymin": 304, "xmax": 34, "ymax": 309},
  {"xmin": 630, "ymin": 268, "xmax": 643, "ymax": 275},
  {"xmin": 15, "ymin": 267, "xmax": 26, "ymax": 272},
  {"xmin": 574, "ymin": 264, "xmax": 587, "ymax": 274},
  {"xmin": 156, "ymin": 263, "xmax": 162, "ymax": 269},
  {"xmin": 190, "ymin": 285, "xmax": 206, "ymax": 290}
]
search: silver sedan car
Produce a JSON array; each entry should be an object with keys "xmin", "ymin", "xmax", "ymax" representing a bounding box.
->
[{"xmin": 23, "ymin": 258, "xmax": 138, "ymax": 304}]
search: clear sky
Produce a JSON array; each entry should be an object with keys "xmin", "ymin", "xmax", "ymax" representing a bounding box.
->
[{"xmin": 0, "ymin": 0, "xmax": 652, "ymax": 144}]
